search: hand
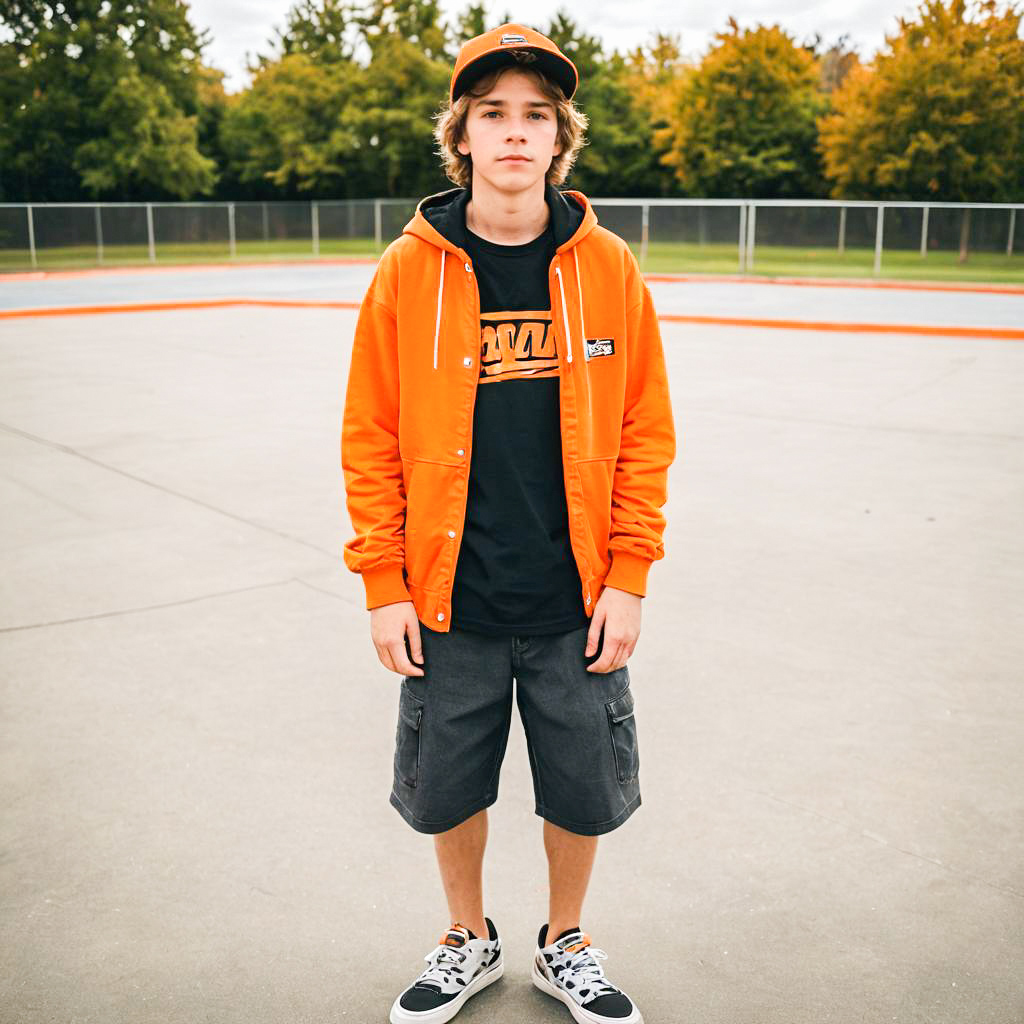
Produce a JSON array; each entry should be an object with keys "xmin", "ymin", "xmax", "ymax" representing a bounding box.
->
[
  {"xmin": 585, "ymin": 586, "xmax": 641, "ymax": 673},
  {"xmin": 370, "ymin": 601, "xmax": 425, "ymax": 677}
]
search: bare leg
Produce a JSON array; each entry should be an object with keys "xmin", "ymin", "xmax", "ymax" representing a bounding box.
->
[
  {"xmin": 433, "ymin": 808, "xmax": 489, "ymax": 939},
  {"xmin": 543, "ymin": 818, "xmax": 598, "ymax": 942}
]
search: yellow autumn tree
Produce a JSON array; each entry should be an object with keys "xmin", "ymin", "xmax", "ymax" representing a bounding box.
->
[
  {"xmin": 660, "ymin": 18, "xmax": 828, "ymax": 198},
  {"xmin": 818, "ymin": 0, "xmax": 1024, "ymax": 201}
]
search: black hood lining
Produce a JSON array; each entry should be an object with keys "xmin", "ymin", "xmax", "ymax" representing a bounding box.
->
[{"xmin": 418, "ymin": 183, "xmax": 585, "ymax": 252}]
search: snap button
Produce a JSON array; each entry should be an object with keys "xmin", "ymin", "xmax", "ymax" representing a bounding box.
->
[
  {"xmin": 463, "ymin": 356, "xmax": 472, "ymax": 367},
  {"xmin": 586, "ymin": 595, "xmax": 592, "ymax": 604},
  {"xmin": 464, "ymin": 262, "xmax": 472, "ymax": 273},
  {"xmin": 447, "ymin": 529, "xmax": 456, "ymax": 538},
  {"xmin": 456, "ymin": 448, "xmax": 465, "ymax": 456},
  {"xmin": 437, "ymin": 612, "xmax": 445, "ymax": 621}
]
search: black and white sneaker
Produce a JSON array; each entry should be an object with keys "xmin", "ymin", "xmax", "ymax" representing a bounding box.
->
[
  {"xmin": 532, "ymin": 924, "xmax": 643, "ymax": 1024},
  {"xmin": 389, "ymin": 918, "xmax": 503, "ymax": 1024}
]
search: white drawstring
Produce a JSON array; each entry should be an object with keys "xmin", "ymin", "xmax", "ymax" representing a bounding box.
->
[
  {"xmin": 555, "ymin": 265, "xmax": 574, "ymax": 363},
  {"xmin": 433, "ymin": 249, "xmax": 446, "ymax": 370},
  {"xmin": 556, "ymin": 255, "xmax": 592, "ymax": 425},
  {"xmin": 573, "ymin": 247, "xmax": 590, "ymax": 362}
]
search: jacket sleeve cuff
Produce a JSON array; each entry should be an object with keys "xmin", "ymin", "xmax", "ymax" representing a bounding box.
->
[
  {"xmin": 361, "ymin": 563, "xmax": 412, "ymax": 610},
  {"xmin": 603, "ymin": 550, "xmax": 653, "ymax": 598}
]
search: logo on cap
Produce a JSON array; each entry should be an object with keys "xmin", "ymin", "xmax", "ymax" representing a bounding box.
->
[{"xmin": 500, "ymin": 33, "xmax": 528, "ymax": 44}]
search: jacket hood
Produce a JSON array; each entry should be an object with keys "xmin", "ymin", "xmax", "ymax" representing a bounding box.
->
[
  {"xmin": 404, "ymin": 182, "xmax": 594, "ymax": 254},
  {"xmin": 401, "ymin": 184, "xmax": 600, "ymax": 377}
]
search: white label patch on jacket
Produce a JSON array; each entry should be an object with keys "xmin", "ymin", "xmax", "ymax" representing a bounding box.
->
[
  {"xmin": 585, "ymin": 338, "xmax": 615, "ymax": 358},
  {"xmin": 500, "ymin": 33, "xmax": 528, "ymax": 44}
]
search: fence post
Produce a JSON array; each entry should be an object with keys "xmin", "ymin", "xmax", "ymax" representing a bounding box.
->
[
  {"xmin": 738, "ymin": 203, "xmax": 747, "ymax": 272},
  {"xmin": 1007, "ymin": 208, "xmax": 1016, "ymax": 258},
  {"xmin": 640, "ymin": 203, "xmax": 649, "ymax": 272},
  {"xmin": 262, "ymin": 202, "xmax": 269, "ymax": 244},
  {"xmin": 228, "ymin": 202, "xmax": 236, "ymax": 258},
  {"xmin": 312, "ymin": 200, "xmax": 320, "ymax": 257},
  {"xmin": 95, "ymin": 205, "xmax": 104, "ymax": 264},
  {"xmin": 146, "ymin": 202, "xmax": 156, "ymax": 262},
  {"xmin": 374, "ymin": 199, "xmax": 383, "ymax": 252},
  {"xmin": 746, "ymin": 202, "xmax": 757, "ymax": 271},
  {"xmin": 838, "ymin": 206, "xmax": 846, "ymax": 255},
  {"xmin": 873, "ymin": 205, "xmax": 884, "ymax": 275},
  {"xmin": 27, "ymin": 205, "xmax": 37, "ymax": 269},
  {"xmin": 920, "ymin": 206, "xmax": 929, "ymax": 258}
]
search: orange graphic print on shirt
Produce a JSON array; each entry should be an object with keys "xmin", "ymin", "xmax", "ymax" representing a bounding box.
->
[{"xmin": 479, "ymin": 310, "xmax": 559, "ymax": 382}]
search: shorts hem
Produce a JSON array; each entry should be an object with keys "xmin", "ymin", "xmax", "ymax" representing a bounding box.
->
[
  {"xmin": 389, "ymin": 789, "xmax": 498, "ymax": 835},
  {"xmin": 535, "ymin": 791, "xmax": 642, "ymax": 836}
]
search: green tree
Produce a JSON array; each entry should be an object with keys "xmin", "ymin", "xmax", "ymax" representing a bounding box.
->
[
  {"xmin": 345, "ymin": 32, "xmax": 450, "ymax": 195},
  {"xmin": 219, "ymin": 53, "xmax": 366, "ymax": 197},
  {"xmin": 818, "ymin": 0, "xmax": 1024, "ymax": 202},
  {"xmin": 540, "ymin": 10, "xmax": 665, "ymax": 196},
  {"xmin": 621, "ymin": 32, "xmax": 693, "ymax": 196},
  {"xmin": 661, "ymin": 17, "xmax": 829, "ymax": 198},
  {"xmin": 0, "ymin": 0, "xmax": 217, "ymax": 200}
]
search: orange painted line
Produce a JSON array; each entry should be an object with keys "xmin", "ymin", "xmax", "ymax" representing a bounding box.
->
[
  {"xmin": 659, "ymin": 313, "xmax": 1024, "ymax": 340},
  {"xmin": 2, "ymin": 296, "xmax": 1021, "ymax": 340},
  {"xmin": 0, "ymin": 257, "xmax": 379, "ymax": 282},
  {"xmin": 0, "ymin": 298, "xmax": 362, "ymax": 318},
  {"xmin": 643, "ymin": 272, "xmax": 1024, "ymax": 296}
]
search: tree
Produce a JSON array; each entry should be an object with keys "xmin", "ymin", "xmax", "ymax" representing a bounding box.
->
[
  {"xmin": 621, "ymin": 32, "xmax": 693, "ymax": 196},
  {"xmin": 660, "ymin": 17, "xmax": 829, "ymax": 198},
  {"xmin": 538, "ymin": 10, "xmax": 664, "ymax": 196},
  {"xmin": 0, "ymin": 0, "xmax": 217, "ymax": 200},
  {"xmin": 219, "ymin": 53, "xmax": 366, "ymax": 197},
  {"xmin": 817, "ymin": 0, "xmax": 1024, "ymax": 203}
]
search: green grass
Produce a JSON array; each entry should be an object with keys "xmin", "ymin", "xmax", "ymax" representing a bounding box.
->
[{"xmin": 3, "ymin": 236, "xmax": 1023, "ymax": 285}]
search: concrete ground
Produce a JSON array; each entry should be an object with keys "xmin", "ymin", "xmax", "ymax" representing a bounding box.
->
[{"xmin": 1, "ymin": 263, "xmax": 1022, "ymax": 1023}]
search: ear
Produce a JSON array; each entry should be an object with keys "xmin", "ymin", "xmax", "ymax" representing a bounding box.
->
[{"xmin": 457, "ymin": 137, "xmax": 471, "ymax": 157}]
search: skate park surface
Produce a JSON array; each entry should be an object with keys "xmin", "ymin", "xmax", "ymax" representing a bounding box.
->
[{"xmin": 1, "ymin": 260, "xmax": 1022, "ymax": 1023}]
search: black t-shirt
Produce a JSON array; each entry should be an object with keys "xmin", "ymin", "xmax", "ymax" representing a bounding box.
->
[{"xmin": 450, "ymin": 213, "xmax": 589, "ymax": 636}]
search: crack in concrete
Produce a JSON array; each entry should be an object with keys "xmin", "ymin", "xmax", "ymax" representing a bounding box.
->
[
  {"xmin": 0, "ymin": 420, "xmax": 340, "ymax": 559},
  {"xmin": 0, "ymin": 579, "xmax": 294, "ymax": 633}
]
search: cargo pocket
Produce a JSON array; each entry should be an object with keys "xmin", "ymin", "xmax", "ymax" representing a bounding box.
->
[
  {"xmin": 395, "ymin": 683, "xmax": 425, "ymax": 788},
  {"xmin": 605, "ymin": 685, "xmax": 639, "ymax": 784}
]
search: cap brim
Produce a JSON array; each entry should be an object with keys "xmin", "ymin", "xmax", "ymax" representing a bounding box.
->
[{"xmin": 451, "ymin": 49, "xmax": 577, "ymax": 103}]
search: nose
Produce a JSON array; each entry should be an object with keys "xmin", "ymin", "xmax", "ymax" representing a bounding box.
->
[{"xmin": 504, "ymin": 118, "xmax": 528, "ymax": 141}]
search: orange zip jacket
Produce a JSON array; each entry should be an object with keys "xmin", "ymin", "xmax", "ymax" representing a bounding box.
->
[{"xmin": 341, "ymin": 187, "xmax": 676, "ymax": 631}]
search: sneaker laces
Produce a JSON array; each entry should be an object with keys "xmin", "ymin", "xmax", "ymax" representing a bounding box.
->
[
  {"xmin": 560, "ymin": 934, "xmax": 618, "ymax": 998},
  {"xmin": 415, "ymin": 941, "xmax": 468, "ymax": 990}
]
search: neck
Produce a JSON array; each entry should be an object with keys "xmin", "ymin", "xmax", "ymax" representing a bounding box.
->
[{"xmin": 464, "ymin": 173, "xmax": 549, "ymax": 245}]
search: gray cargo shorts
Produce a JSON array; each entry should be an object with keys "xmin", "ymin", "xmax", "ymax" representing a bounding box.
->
[{"xmin": 388, "ymin": 622, "xmax": 641, "ymax": 836}]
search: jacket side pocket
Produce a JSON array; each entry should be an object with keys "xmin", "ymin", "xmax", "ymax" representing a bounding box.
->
[
  {"xmin": 604, "ymin": 682, "xmax": 639, "ymax": 784},
  {"xmin": 395, "ymin": 683, "xmax": 425, "ymax": 788}
]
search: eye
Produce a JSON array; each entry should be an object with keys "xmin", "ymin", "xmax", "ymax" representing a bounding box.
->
[
  {"xmin": 483, "ymin": 110, "xmax": 501, "ymax": 118},
  {"xmin": 529, "ymin": 111, "xmax": 548, "ymax": 119}
]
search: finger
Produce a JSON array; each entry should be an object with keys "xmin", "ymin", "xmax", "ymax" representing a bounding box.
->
[
  {"xmin": 585, "ymin": 609, "xmax": 605, "ymax": 654},
  {"xmin": 588, "ymin": 639, "xmax": 626, "ymax": 674},
  {"xmin": 389, "ymin": 641, "xmax": 424, "ymax": 677},
  {"xmin": 406, "ymin": 629, "xmax": 424, "ymax": 666}
]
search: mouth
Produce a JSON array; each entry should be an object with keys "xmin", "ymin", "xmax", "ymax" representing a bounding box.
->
[{"xmin": 499, "ymin": 156, "xmax": 530, "ymax": 162}]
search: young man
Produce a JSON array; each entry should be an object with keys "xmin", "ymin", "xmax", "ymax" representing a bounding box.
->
[{"xmin": 341, "ymin": 22, "xmax": 675, "ymax": 1024}]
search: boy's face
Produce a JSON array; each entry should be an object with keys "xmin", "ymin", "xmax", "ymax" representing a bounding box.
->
[{"xmin": 457, "ymin": 68, "xmax": 562, "ymax": 195}]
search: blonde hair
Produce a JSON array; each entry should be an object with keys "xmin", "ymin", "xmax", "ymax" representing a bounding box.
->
[{"xmin": 433, "ymin": 53, "xmax": 589, "ymax": 188}]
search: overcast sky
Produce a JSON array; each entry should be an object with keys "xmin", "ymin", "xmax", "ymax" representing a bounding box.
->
[{"xmin": 188, "ymin": 0, "xmax": 928, "ymax": 93}]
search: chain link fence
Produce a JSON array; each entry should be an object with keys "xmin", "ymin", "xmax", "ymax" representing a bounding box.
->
[{"xmin": 1, "ymin": 198, "xmax": 1021, "ymax": 282}]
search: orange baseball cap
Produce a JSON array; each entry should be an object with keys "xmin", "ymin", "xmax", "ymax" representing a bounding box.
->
[{"xmin": 449, "ymin": 23, "xmax": 579, "ymax": 105}]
